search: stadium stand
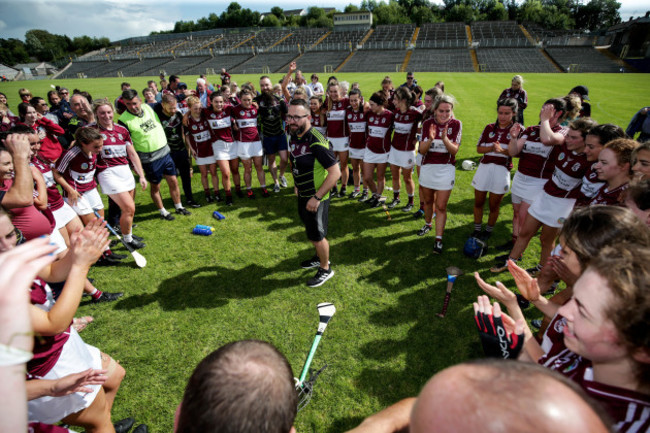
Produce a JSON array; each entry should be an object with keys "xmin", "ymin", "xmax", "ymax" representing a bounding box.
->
[
  {"xmin": 241, "ymin": 29, "xmax": 291, "ymax": 52},
  {"xmin": 338, "ymin": 49, "xmax": 408, "ymax": 72},
  {"xmin": 269, "ymin": 28, "xmax": 330, "ymax": 52},
  {"xmin": 184, "ymin": 54, "xmax": 253, "ymax": 75},
  {"xmin": 147, "ymin": 55, "xmax": 213, "ymax": 76},
  {"xmin": 407, "ymin": 48, "xmax": 474, "ymax": 72},
  {"xmin": 119, "ymin": 57, "xmax": 173, "ymax": 77},
  {"xmin": 58, "ymin": 61, "xmax": 109, "ymax": 79},
  {"xmin": 545, "ymin": 46, "xmax": 623, "ymax": 72},
  {"xmin": 416, "ymin": 22, "xmax": 468, "ymax": 48},
  {"xmin": 472, "ymin": 21, "xmax": 532, "ymax": 47},
  {"xmin": 362, "ymin": 25, "xmax": 416, "ymax": 50},
  {"xmin": 287, "ymin": 51, "xmax": 350, "ymax": 73},
  {"xmin": 230, "ymin": 52, "xmax": 297, "ymax": 74},
  {"xmin": 313, "ymin": 29, "xmax": 368, "ymax": 51},
  {"xmin": 475, "ymin": 48, "xmax": 558, "ymax": 72}
]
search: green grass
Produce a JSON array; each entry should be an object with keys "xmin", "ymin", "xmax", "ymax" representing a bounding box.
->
[{"xmin": 2, "ymin": 72, "xmax": 649, "ymax": 432}]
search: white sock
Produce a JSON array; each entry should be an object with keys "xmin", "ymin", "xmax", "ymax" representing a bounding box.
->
[
  {"xmin": 174, "ymin": 203, "xmax": 183, "ymax": 210},
  {"xmin": 160, "ymin": 208, "xmax": 170, "ymax": 216},
  {"xmin": 123, "ymin": 233, "xmax": 133, "ymax": 242}
]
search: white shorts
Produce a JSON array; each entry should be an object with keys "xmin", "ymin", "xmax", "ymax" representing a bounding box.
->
[
  {"xmin": 213, "ymin": 140, "xmax": 238, "ymax": 160},
  {"xmin": 363, "ymin": 149, "xmax": 389, "ymax": 164},
  {"xmin": 28, "ymin": 329, "xmax": 102, "ymax": 424},
  {"xmin": 528, "ymin": 192, "xmax": 577, "ymax": 228},
  {"xmin": 349, "ymin": 148, "xmax": 365, "ymax": 160},
  {"xmin": 50, "ymin": 229, "xmax": 68, "ymax": 255},
  {"xmin": 195, "ymin": 155, "xmax": 217, "ymax": 166},
  {"xmin": 471, "ymin": 163, "xmax": 511, "ymax": 195},
  {"xmin": 97, "ymin": 164, "xmax": 135, "ymax": 195},
  {"xmin": 237, "ymin": 141, "xmax": 263, "ymax": 160},
  {"xmin": 419, "ymin": 164, "xmax": 456, "ymax": 191},
  {"xmin": 52, "ymin": 203, "xmax": 78, "ymax": 230},
  {"xmin": 511, "ymin": 171, "xmax": 547, "ymax": 205},
  {"xmin": 65, "ymin": 189, "xmax": 104, "ymax": 216},
  {"xmin": 415, "ymin": 153, "xmax": 423, "ymax": 167},
  {"xmin": 388, "ymin": 148, "xmax": 416, "ymax": 169},
  {"xmin": 329, "ymin": 136, "xmax": 349, "ymax": 152}
]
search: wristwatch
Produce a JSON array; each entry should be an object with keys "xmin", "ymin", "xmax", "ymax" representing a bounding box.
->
[{"xmin": 313, "ymin": 194, "xmax": 322, "ymax": 201}]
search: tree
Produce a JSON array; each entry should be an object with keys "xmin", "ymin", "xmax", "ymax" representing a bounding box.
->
[
  {"xmin": 410, "ymin": 5, "xmax": 437, "ymax": 25},
  {"xmin": 271, "ymin": 6, "xmax": 285, "ymax": 20},
  {"xmin": 445, "ymin": 4, "xmax": 478, "ymax": 22},
  {"xmin": 0, "ymin": 38, "xmax": 30, "ymax": 66},
  {"xmin": 575, "ymin": 0, "xmax": 621, "ymax": 30},
  {"xmin": 345, "ymin": 4, "xmax": 361, "ymax": 12},
  {"xmin": 485, "ymin": 1, "xmax": 509, "ymax": 20},
  {"xmin": 261, "ymin": 14, "xmax": 282, "ymax": 27},
  {"xmin": 373, "ymin": 1, "xmax": 411, "ymax": 25},
  {"xmin": 360, "ymin": 0, "xmax": 379, "ymax": 11}
]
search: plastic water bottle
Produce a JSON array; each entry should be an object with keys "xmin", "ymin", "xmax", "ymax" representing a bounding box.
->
[
  {"xmin": 192, "ymin": 227, "xmax": 213, "ymax": 236},
  {"xmin": 195, "ymin": 224, "xmax": 215, "ymax": 231},
  {"xmin": 213, "ymin": 211, "xmax": 226, "ymax": 220}
]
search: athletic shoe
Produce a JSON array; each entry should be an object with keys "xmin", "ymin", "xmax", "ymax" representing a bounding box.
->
[
  {"xmin": 261, "ymin": 188, "xmax": 270, "ymax": 198},
  {"xmin": 307, "ymin": 267, "xmax": 334, "ymax": 288},
  {"xmin": 526, "ymin": 264, "xmax": 543, "ymax": 278},
  {"xmin": 186, "ymin": 200, "xmax": 202, "ymax": 208},
  {"xmin": 273, "ymin": 184, "xmax": 281, "ymax": 193},
  {"xmin": 387, "ymin": 198, "xmax": 400, "ymax": 209},
  {"xmin": 366, "ymin": 196, "xmax": 379, "ymax": 207},
  {"xmin": 160, "ymin": 213, "xmax": 175, "ymax": 221},
  {"xmin": 497, "ymin": 239, "xmax": 515, "ymax": 251},
  {"xmin": 95, "ymin": 255, "xmax": 122, "ymax": 266},
  {"xmin": 413, "ymin": 208, "xmax": 425, "ymax": 219},
  {"xmin": 542, "ymin": 280, "xmax": 560, "ymax": 296},
  {"xmin": 133, "ymin": 425, "xmax": 149, "ymax": 433},
  {"xmin": 93, "ymin": 291, "xmax": 124, "ymax": 304},
  {"xmin": 470, "ymin": 229, "xmax": 482, "ymax": 238},
  {"xmin": 300, "ymin": 255, "xmax": 330, "ymax": 269},
  {"xmin": 432, "ymin": 240, "xmax": 443, "ymax": 254},
  {"xmin": 349, "ymin": 190, "xmax": 361, "ymax": 199},
  {"xmin": 370, "ymin": 198, "xmax": 383, "ymax": 208},
  {"xmin": 479, "ymin": 231, "xmax": 492, "ymax": 241},
  {"xmin": 531, "ymin": 319, "xmax": 543, "ymax": 330},
  {"xmin": 417, "ymin": 224, "xmax": 432, "ymax": 236},
  {"xmin": 175, "ymin": 207, "xmax": 191, "ymax": 216},
  {"xmin": 113, "ymin": 417, "xmax": 135, "ymax": 433},
  {"xmin": 205, "ymin": 195, "xmax": 214, "ymax": 203},
  {"xmin": 337, "ymin": 189, "xmax": 347, "ymax": 198},
  {"xmin": 107, "ymin": 251, "xmax": 127, "ymax": 260},
  {"xmin": 214, "ymin": 193, "xmax": 223, "ymax": 202},
  {"xmin": 490, "ymin": 258, "xmax": 519, "ymax": 273},
  {"xmin": 279, "ymin": 175, "xmax": 288, "ymax": 188},
  {"xmin": 331, "ymin": 187, "xmax": 338, "ymax": 197},
  {"xmin": 132, "ymin": 234, "xmax": 144, "ymax": 242},
  {"xmin": 125, "ymin": 238, "xmax": 146, "ymax": 250},
  {"xmin": 402, "ymin": 203, "xmax": 414, "ymax": 212},
  {"xmin": 247, "ymin": 189, "xmax": 255, "ymax": 199},
  {"xmin": 236, "ymin": 189, "xmax": 244, "ymax": 198},
  {"xmin": 225, "ymin": 195, "xmax": 233, "ymax": 206}
]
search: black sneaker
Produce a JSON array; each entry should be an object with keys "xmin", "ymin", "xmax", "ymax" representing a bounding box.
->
[
  {"xmin": 366, "ymin": 196, "xmax": 379, "ymax": 207},
  {"xmin": 205, "ymin": 195, "xmax": 215, "ymax": 203},
  {"xmin": 497, "ymin": 239, "xmax": 515, "ymax": 251},
  {"xmin": 470, "ymin": 229, "xmax": 482, "ymax": 238},
  {"xmin": 225, "ymin": 195, "xmax": 233, "ymax": 206},
  {"xmin": 247, "ymin": 189, "xmax": 255, "ymax": 199},
  {"xmin": 273, "ymin": 183, "xmax": 281, "ymax": 193},
  {"xmin": 337, "ymin": 189, "xmax": 347, "ymax": 198},
  {"xmin": 417, "ymin": 224, "xmax": 432, "ymax": 236},
  {"xmin": 108, "ymin": 251, "xmax": 127, "ymax": 260},
  {"xmin": 300, "ymin": 255, "xmax": 330, "ymax": 269},
  {"xmin": 214, "ymin": 193, "xmax": 223, "ymax": 202},
  {"xmin": 125, "ymin": 238, "xmax": 146, "ymax": 250},
  {"xmin": 261, "ymin": 188, "xmax": 270, "ymax": 198},
  {"xmin": 387, "ymin": 198, "xmax": 400, "ymax": 209},
  {"xmin": 358, "ymin": 191, "xmax": 369, "ymax": 202},
  {"xmin": 175, "ymin": 207, "xmax": 191, "ymax": 216},
  {"xmin": 371, "ymin": 197, "xmax": 383, "ymax": 208},
  {"xmin": 479, "ymin": 231, "xmax": 492, "ymax": 241},
  {"xmin": 236, "ymin": 189, "xmax": 244, "ymax": 198},
  {"xmin": 186, "ymin": 200, "xmax": 202, "ymax": 208},
  {"xmin": 402, "ymin": 203, "xmax": 414, "ymax": 212},
  {"xmin": 433, "ymin": 240, "xmax": 443, "ymax": 254},
  {"xmin": 413, "ymin": 208, "xmax": 425, "ymax": 219},
  {"xmin": 349, "ymin": 190, "xmax": 361, "ymax": 199},
  {"xmin": 160, "ymin": 212, "xmax": 175, "ymax": 221},
  {"xmin": 307, "ymin": 267, "xmax": 334, "ymax": 288},
  {"xmin": 95, "ymin": 256, "xmax": 122, "ymax": 266},
  {"xmin": 92, "ymin": 291, "xmax": 124, "ymax": 304},
  {"xmin": 132, "ymin": 425, "xmax": 148, "ymax": 433},
  {"xmin": 132, "ymin": 234, "xmax": 144, "ymax": 242},
  {"xmin": 113, "ymin": 417, "xmax": 135, "ymax": 433}
]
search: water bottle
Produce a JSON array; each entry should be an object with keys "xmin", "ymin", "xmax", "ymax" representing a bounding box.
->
[
  {"xmin": 195, "ymin": 224, "xmax": 215, "ymax": 231},
  {"xmin": 192, "ymin": 227, "xmax": 213, "ymax": 236},
  {"xmin": 213, "ymin": 211, "xmax": 226, "ymax": 220}
]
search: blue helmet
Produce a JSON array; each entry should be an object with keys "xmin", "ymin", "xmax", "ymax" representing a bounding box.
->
[{"xmin": 463, "ymin": 236, "xmax": 486, "ymax": 259}]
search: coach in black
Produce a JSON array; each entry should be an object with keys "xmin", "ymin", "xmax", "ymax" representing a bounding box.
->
[{"xmin": 288, "ymin": 99, "xmax": 340, "ymax": 288}]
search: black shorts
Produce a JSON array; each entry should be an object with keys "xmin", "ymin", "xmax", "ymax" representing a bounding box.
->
[
  {"xmin": 143, "ymin": 153, "xmax": 176, "ymax": 184},
  {"xmin": 298, "ymin": 197, "xmax": 329, "ymax": 242}
]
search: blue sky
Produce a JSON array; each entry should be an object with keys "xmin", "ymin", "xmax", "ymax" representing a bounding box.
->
[{"xmin": 0, "ymin": 0, "xmax": 647, "ymax": 42}]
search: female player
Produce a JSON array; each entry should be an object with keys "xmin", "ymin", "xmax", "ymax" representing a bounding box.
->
[
  {"xmin": 310, "ymin": 96, "xmax": 326, "ymax": 136},
  {"xmin": 500, "ymin": 97, "xmax": 578, "ymax": 253},
  {"xmin": 498, "ymin": 75, "xmax": 527, "ymax": 124},
  {"xmin": 470, "ymin": 98, "xmax": 520, "ymax": 240},
  {"xmin": 346, "ymin": 88, "xmax": 368, "ymax": 200},
  {"xmin": 53, "ymin": 127, "xmax": 104, "ymax": 225},
  {"xmin": 418, "ymin": 94, "xmax": 462, "ymax": 254},
  {"xmin": 363, "ymin": 91, "xmax": 394, "ymax": 208},
  {"xmin": 0, "ymin": 211, "xmax": 127, "ymax": 432},
  {"xmin": 632, "ymin": 141, "xmax": 650, "ymax": 179},
  {"xmin": 380, "ymin": 76, "xmax": 395, "ymax": 111},
  {"xmin": 387, "ymin": 87, "xmax": 421, "ymax": 211},
  {"xmin": 492, "ymin": 118, "xmax": 594, "ymax": 274},
  {"xmin": 91, "ymin": 99, "xmax": 146, "ymax": 249},
  {"xmin": 205, "ymin": 91, "xmax": 237, "ymax": 205},
  {"xmin": 231, "ymin": 89, "xmax": 268, "ymax": 199},
  {"xmin": 590, "ymin": 138, "xmax": 637, "ymax": 205},
  {"xmin": 17, "ymin": 102, "xmax": 65, "ymax": 163},
  {"xmin": 325, "ymin": 80, "xmax": 350, "ymax": 197},
  {"xmin": 184, "ymin": 96, "xmax": 220, "ymax": 204}
]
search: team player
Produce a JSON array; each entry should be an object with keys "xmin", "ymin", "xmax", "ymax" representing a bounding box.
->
[
  {"xmin": 325, "ymin": 80, "xmax": 350, "ymax": 197},
  {"xmin": 380, "ymin": 76, "xmax": 395, "ymax": 111},
  {"xmin": 575, "ymin": 124, "xmax": 626, "ymax": 206},
  {"xmin": 363, "ymin": 91, "xmax": 394, "ymax": 208},
  {"xmin": 492, "ymin": 118, "xmax": 594, "ymax": 274},
  {"xmin": 231, "ymin": 89, "xmax": 269, "ymax": 199},
  {"xmin": 387, "ymin": 87, "xmax": 421, "ymax": 211},
  {"xmin": 310, "ymin": 96, "xmax": 326, "ymax": 136},
  {"xmin": 17, "ymin": 102, "xmax": 65, "ymax": 163},
  {"xmin": 498, "ymin": 75, "xmax": 527, "ymax": 124},
  {"xmin": 590, "ymin": 138, "xmax": 637, "ymax": 206},
  {"xmin": 471, "ymin": 98, "xmax": 520, "ymax": 240},
  {"xmin": 632, "ymin": 141, "xmax": 650, "ymax": 179},
  {"xmin": 205, "ymin": 91, "xmax": 237, "ymax": 205},
  {"xmin": 91, "ymin": 99, "xmax": 147, "ymax": 250},
  {"xmin": 256, "ymin": 75, "xmax": 289, "ymax": 193},
  {"xmin": 184, "ymin": 96, "xmax": 220, "ymax": 204},
  {"xmin": 501, "ymin": 97, "xmax": 577, "ymax": 252},
  {"xmin": 346, "ymin": 89, "xmax": 368, "ymax": 200}
]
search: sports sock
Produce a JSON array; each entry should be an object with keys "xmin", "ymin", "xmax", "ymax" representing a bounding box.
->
[
  {"xmin": 226, "ymin": 190, "xmax": 232, "ymax": 196},
  {"xmin": 91, "ymin": 289, "xmax": 103, "ymax": 300},
  {"xmin": 160, "ymin": 208, "xmax": 170, "ymax": 216},
  {"xmin": 204, "ymin": 189, "xmax": 211, "ymax": 197},
  {"xmin": 354, "ymin": 186, "xmax": 360, "ymax": 192},
  {"xmin": 474, "ymin": 223, "xmax": 482, "ymax": 232},
  {"xmin": 174, "ymin": 203, "xmax": 184, "ymax": 210},
  {"xmin": 408, "ymin": 194, "xmax": 414, "ymax": 204},
  {"xmin": 260, "ymin": 184, "xmax": 266, "ymax": 189},
  {"xmin": 436, "ymin": 236, "xmax": 442, "ymax": 241},
  {"xmin": 393, "ymin": 190, "xmax": 400, "ymax": 200},
  {"xmin": 123, "ymin": 233, "xmax": 133, "ymax": 243},
  {"xmin": 486, "ymin": 225, "xmax": 494, "ymax": 233},
  {"xmin": 425, "ymin": 222, "xmax": 432, "ymax": 227}
]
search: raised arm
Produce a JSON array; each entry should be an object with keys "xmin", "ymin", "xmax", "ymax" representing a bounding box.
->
[{"xmin": 2, "ymin": 134, "xmax": 34, "ymax": 208}]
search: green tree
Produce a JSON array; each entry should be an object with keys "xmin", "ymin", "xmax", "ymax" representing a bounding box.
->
[
  {"xmin": 575, "ymin": 0, "xmax": 620, "ymax": 30},
  {"xmin": 485, "ymin": 1, "xmax": 508, "ymax": 20},
  {"xmin": 345, "ymin": 4, "xmax": 361, "ymax": 12},
  {"xmin": 410, "ymin": 5, "xmax": 437, "ymax": 25},
  {"xmin": 374, "ymin": 1, "xmax": 411, "ymax": 25},
  {"xmin": 0, "ymin": 38, "xmax": 30, "ymax": 66},
  {"xmin": 445, "ymin": 4, "xmax": 478, "ymax": 22},
  {"xmin": 261, "ymin": 14, "xmax": 282, "ymax": 27}
]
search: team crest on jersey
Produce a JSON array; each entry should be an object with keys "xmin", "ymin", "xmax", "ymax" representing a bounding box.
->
[
  {"xmin": 101, "ymin": 134, "xmax": 107, "ymax": 140},
  {"xmin": 118, "ymin": 133, "xmax": 123, "ymax": 140},
  {"xmin": 589, "ymin": 172, "xmax": 597, "ymax": 179},
  {"xmin": 369, "ymin": 117, "xmax": 375, "ymax": 123},
  {"xmin": 489, "ymin": 132, "xmax": 495, "ymax": 138},
  {"xmin": 554, "ymin": 317, "xmax": 567, "ymax": 333},
  {"xmin": 405, "ymin": 115, "xmax": 409, "ymax": 121},
  {"xmin": 192, "ymin": 125, "xmax": 197, "ymax": 130},
  {"xmin": 530, "ymin": 131, "xmax": 537, "ymax": 137},
  {"xmin": 347, "ymin": 114, "xmax": 352, "ymax": 119},
  {"xmin": 251, "ymin": 109, "xmax": 256, "ymax": 116},
  {"xmin": 104, "ymin": 148, "xmax": 112, "ymax": 155},
  {"xmin": 381, "ymin": 118, "xmax": 386, "ymax": 124},
  {"xmin": 240, "ymin": 111, "xmax": 245, "ymax": 116},
  {"xmin": 562, "ymin": 359, "xmax": 580, "ymax": 374},
  {"xmin": 210, "ymin": 113, "xmax": 216, "ymax": 118},
  {"xmin": 558, "ymin": 152, "xmax": 566, "ymax": 161},
  {"xmin": 506, "ymin": 133, "xmax": 512, "ymax": 140},
  {"xmin": 572, "ymin": 163, "xmax": 581, "ymax": 172},
  {"xmin": 447, "ymin": 127, "xmax": 453, "ymax": 135},
  {"xmin": 81, "ymin": 163, "xmax": 88, "ymax": 170}
]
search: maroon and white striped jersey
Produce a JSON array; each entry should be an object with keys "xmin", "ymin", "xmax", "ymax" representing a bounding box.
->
[
  {"xmin": 205, "ymin": 106, "xmax": 235, "ymax": 143},
  {"xmin": 366, "ymin": 109, "xmax": 394, "ymax": 154},
  {"xmin": 575, "ymin": 163, "xmax": 606, "ymax": 207},
  {"xmin": 421, "ymin": 118, "xmax": 462, "ymax": 166},
  {"xmin": 185, "ymin": 114, "xmax": 215, "ymax": 158},
  {"xmin": 311, "ymin": 110, "xmax": 327, "ymax": 136},
  {"xmin": 231, "ymin": 105, "xmax": 260, "ymax": 143},
  {"xmin": 590, "ymin": 183, "xmax": 629, "ymax": 206},
  {"xmin": 477, "ymin": 122, "xmax": 518, "ymax": 168},
  {"xmin": 391, "ymin": 108, "xmax": 422, "ymax": 152},
  {"xmin": 543, "ymin": 146, "xmax": 589, "ymax": 199},
  {"xmin": 516, "ymin": 125, "xmax": 567, "ymax": 179},
  {"xmin": 326, "ymin": 97, "xmax": 349, "ymax": 139},
  {"xmin": 55, "ymin": 146, "xmax": 98, "ymax": 194},
  {"xmin": 91, "ymin": 123, "xmax": 132, "ymax": 172},
  {"xmin": 346, "ymin": 107, "xmax": 367, "ymax": 150},
  {"xmin": 31, "ymin": 156, "xmax": 64, "ymax": 211}
]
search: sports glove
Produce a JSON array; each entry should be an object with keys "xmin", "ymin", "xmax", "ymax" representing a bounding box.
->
[{"xmin": 474, "ymin": 311, "xmax": 524, "ymax": 359}]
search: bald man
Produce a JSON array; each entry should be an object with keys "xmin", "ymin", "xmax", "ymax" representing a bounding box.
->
[{"xmin": 347, "ymin": 359, "xmax": 611, "ymax": 433}]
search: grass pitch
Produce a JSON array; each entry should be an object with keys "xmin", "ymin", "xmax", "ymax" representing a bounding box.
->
[{"xmin": 1, "ymin": 72, "xmax": 649, "ymax": 432}]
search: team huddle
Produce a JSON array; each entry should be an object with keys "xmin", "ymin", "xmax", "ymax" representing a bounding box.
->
[{"xmin": 1, "ymin": 65, "xmax": 650, "ymax": 433}]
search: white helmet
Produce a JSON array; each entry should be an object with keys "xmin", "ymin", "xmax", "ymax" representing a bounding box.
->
[{"xmin": 461, "ymin": 160, "xmax": 476, "ymax": 171}]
